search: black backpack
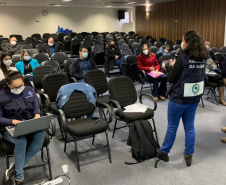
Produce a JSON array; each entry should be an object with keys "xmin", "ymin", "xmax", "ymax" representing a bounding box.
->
[{"xmin": 126, "ymin": 120, "xmax": 160, "ymax": 164}]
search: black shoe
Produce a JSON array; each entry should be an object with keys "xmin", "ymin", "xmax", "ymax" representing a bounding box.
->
[
  {"xmin": 184, "ymin": 153, "xmax": 192, "ymax": 167},
  {"xmin": 5, "ymin": 162, "xmax": 15, "ymax": 180},
  {"xmin": 14, "ymin": 178, "xmax": 24, "ymax": 185},
  {"xmin": 109, "ymin": 60, "xmax": 115, "ymax": 71},
  {"xmin": 157, "ymin": 150, "xmax": 169, "ymax": 162}
]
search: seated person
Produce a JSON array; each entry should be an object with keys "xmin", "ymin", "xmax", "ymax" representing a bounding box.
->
[
  {"xmin": 0, "ymin": 71, "xmax": 45, "ymax": 184},
  {"xmin": 105, "ymin": 41, "xmax": 124, "ymax": 70},
  {"xmin": 156, "ymin": 44, "xmax": 171, "ymax": 60},
  {"xmin": 204, "ymin": 41, "xmax": 210, "ymax": 50},
  {"xmin": 138, "ymin": 44, "xmax": 167, "ymax": 101},
  {"xmin": 15, "ymin": 50, "xmax": 40, "ymax": 81},
  {"xmin": 70, "ymin": 47, "xmax": 97, "ymax": 82},
  {"xmin": 136, "ymin": 38, "xmax": 148, "ymax": 56},
  {"xmin": 0, "ymin": 53, "xmax": 17, "ymax": 81},
  {"xmin": 39, "ymin": 37, "xmax": 60, "ymax": 57},
  {"xmin": 1, "ymin": 37, "xmax": 21, "ymax": 55}
]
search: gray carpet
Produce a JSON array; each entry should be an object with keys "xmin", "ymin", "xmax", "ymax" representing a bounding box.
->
[{"xmin": 1, "ymin": 78, "xmax": 226, "ymax": 185}]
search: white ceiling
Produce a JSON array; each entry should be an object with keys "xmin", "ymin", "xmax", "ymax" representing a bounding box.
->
[{"xmin": 0, "ymin": 0, "xmax": 179, "ymax": 8}]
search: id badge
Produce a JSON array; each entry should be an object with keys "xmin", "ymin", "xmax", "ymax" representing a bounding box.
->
[{"xmin": 184, "ymin": 81, "xmax": 204, "ymax": 97}]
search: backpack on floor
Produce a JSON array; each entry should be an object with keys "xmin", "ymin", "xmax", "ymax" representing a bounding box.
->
[{"xmin": 126, "ymin": 120, "xmax": 160, "ymax": 165}]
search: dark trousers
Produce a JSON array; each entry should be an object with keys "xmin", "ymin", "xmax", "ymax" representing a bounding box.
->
[{"xmin": 208, "ymin": 74, "xmax": 224, "ymax": 87}]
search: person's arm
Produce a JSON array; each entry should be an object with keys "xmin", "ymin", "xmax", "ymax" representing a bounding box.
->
[
  {"xmin": 91, "ymin": 60, "xmax": 98, "ymax": 69},
  {"xmin": 105, "ymin": 48, "xmax": 115, "ymax": 59},
  {"xmin": 32, "ymin": 89, "xmax": 41, "ymax": 115},
  {"xmin": 153, "ymin": 54, "xmax": 160, "ymax": 70},
  {"xmin": 137, "ymin": 55, "xmax": 151, "ymax": 72},
  {"xmin": 70, "ymin": 60, "xmax": 83, "ymax": 79},
  {"xmin": 167, "ymin": 56, "xmax": 182, "ymax": 83},
  {"xmin": 116, "ymin": 48, "xmax": 122, "ymax": 58},
  {"xmin": 0, "ymin": 102, "xmax": 15, "ymax": 126},
  {"xmin": 1, "ymin": 43, "xmax": 14, "ymax": 54}
]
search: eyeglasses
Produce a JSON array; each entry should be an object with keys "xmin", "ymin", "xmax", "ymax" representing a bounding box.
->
[{"xmin": 11, "ymin": 85, "xmax": 24, "ymax": 90}]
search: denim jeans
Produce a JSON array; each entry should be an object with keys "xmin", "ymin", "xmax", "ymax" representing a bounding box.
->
[
  {"xmin": 114, "ymin": 57, "xmax": 124, "ymax": 68},
  {"xmin": 147, "ymin": 73, "xmax": 167, "ymax": 97},
  {"xmin": 3, "ymin": 131, "xmax": 45, "ymax": 180},
  {"xmin": 160, "ymin": 100, "xmax": 198, "ymax": 155}
]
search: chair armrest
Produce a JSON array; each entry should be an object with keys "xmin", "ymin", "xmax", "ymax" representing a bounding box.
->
[
  {"xmin": 58, "ymin": 109, "xmax": 67, "ymax": 132},
  {"xmin": 121, "ymin": 63, "xmax": 127, "ymax": 76},
  {"xmin": 36, "ymin": 93, "xmax": 42, "ymax": 110},
  {"xmin": 139, "ymin": 93, "xmax": 157, "ymax": 111},
  {"xmin": 30, "ymin": 81, "xmax": 35, "ymax": 89},
  {"xmin": 45, "ymin": 114, "xmax": 56, "ymax": 138},
  {"xmin": 41, "ymin": 93, "xmax": 51, "ymax": 112},
  {"xmin": 139, "ymin": 70, "xmax": 146, "ymax": 83},
  {"xmin": 109, "ymin": 100, "xmax": 122, "ymax": 119},
  {"xmin": 99, "ymin": 103, "xmax": 113, "ymax": 123},
  {"xmin": 70, "ymin": 77, "xmax": 77, "ymax": 82}
]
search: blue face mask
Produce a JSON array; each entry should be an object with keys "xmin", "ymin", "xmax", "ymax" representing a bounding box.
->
[
  {"xmin": 82, "ymin": 52, "xmax": 88, "ymax": 59},
  {"xmin": 24, "ymin": 56, "xmax": 31, "ymax": 61}
]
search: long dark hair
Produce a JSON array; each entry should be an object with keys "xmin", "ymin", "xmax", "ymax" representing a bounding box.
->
[
  {"xmin": 0, "ymin": 53, "xmax": 12, "ymax": 76},
  {"xmin": 20, "ymin": 49, "xmax": 32, "ymax": 60},
  {"xmin": 181, "ymin": 31, "xmax": 208, "ymax": 62}
]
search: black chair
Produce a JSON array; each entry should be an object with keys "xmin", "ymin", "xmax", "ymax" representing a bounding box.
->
[
  {"xmin": 205, "ymin": 76, "xmax": 218, "ymax": 105},
  {"xmin": 158, "ymin": 55, "xmax": 174, "ymax": 74},
  {"xmin": 9, "ymin": 34, "xmax": 22, "ymax": 40},
  {"xmin": 81, "ymin": 41, "xmax": 92, "ymax": 52},
  {"xmin": 172, "ymin": 44, "xmax": 181, "ymax": 50},
  {"xmin": 51, "ymin": 52, "xmax": 68, "ymax": 66},
  {"xmin": 131, "ymin": 42, "xmax": 140, "ymax": 53},
  {"xmin": 108, "ymin": 76, "xmax": 158, "ymax": 139},
  {"xmin": 62, "ymin": 36, "xmax": 72, "ymax": 53},
  {"xmin": 17, "ymin": 40, "xmax": 26, "ymax": 45},
  {"xmin": 121, "ymin": 48, "xmax": 133, "ymax": 56},
  {"xmin": 220, "ymin": 46, "xmax": 226, "ymax": 55},
  {"xmin": 119, "ymin": 43, "xmax": 129, "ymax": 50},
  {"xmin": 128, "ymin": 31, "xmax": 135, "ymax": 36},
  {"xmin": 214, "ymin": 52, "xmax": 224, "ymax": 68},
  {"xmin": 93, "ymin": 41, "xmax": 104, "ymax": 49},
  {"xmin": 50, "ymin": 34, "xmax": 58, "ymax": 42},
  {"xmin": 36, "ymin": 43, "xmax": 47, "ymax": 53},
  {"xmin": 28, "ymin": 49, "xmax": 39, "ymax": 56},
  {"xmin": 25, "ymin": 37, "xmax": 35, "ymax": 45},
  {"xmin": 41, "ymin": 60, "xmax": 60, "ymax": 72},
  {"xmin": 69, "ymin": 32, "xmax": 77, "ymax": 38},
  {"xmin": 21, "ymin": 44, "xmax": 33, "ymax": 50},
  {"xmin": 121, "ymin": 55, "xmax": 139, "ymax": 81},
  {"xmin": 43, "ymin": 33, "xmax": 50, "ymax": 43},
  {"xmin": 165, "ymin": 40, "xmax": 174, "ymax": 48},
  {"xmin": 149, "ymin": 38, "xmax": 157, "ymax": 45},
  {"xmin": 150, "ymin": 46, "xmax": 158, "ymax": 54},
  {"xmin": 58, "ymin": 32, "xmax": 67, "ymax": 43},
  {"xmin": 210, "ymin": 47, "xmax": 219, "ymax": 60},
  {"xmin": 145, "ymin": 36, "xmax": 152, "ymax": 41},
  {"xmin": 31, "ymin": 33, "xmax": 42, "ymax": 40},
  {"xmin": 81, "ymin": 32, "xmax": 88, "ymax": 38},
  {"xmin": 63, "ymin": 58, "xmax": 74, "ymax": 76},
  {"xmin": 135, "ymin": 36, "xmax": 142, "ymax": 42},
  {"xmin": 175, "ymin": 40, "xmax": 182, "ymax": 45},
  {"xmin": 94, "ymin": 52, "xmax": 105, "ymax": 67},
  {"xmin": 12, "ymin": 54, "xmax": 21, "ymax": 67},
  {"xmin": 126, "ymin": 36, "xmax": 133, "ymax": 43},
  {"xmin": 159, "ymin": 38, "xmax": 166, "ymax": 44},
  {"xmin": 154, "ymin": 41, "xmax": 163, "ymax": 48},
  {"xmin": 119, "ymin": 32, "xmax": 126, "ymax": 37},
  {"xmin": 91, "ymin": 32, "xmax": 99, "ymax": 37},
  {"xmin": 118, "ymin": 39, "xmax": 126, "ymax": 45},
  {"xmin": 32, "ymin": 40, "xmax": 43, "ymax": 48},
  {"xmin": 76, "ymin": 34, "xmax": 83, "ymax": 40},
  {"xmin": 84, "ymin": 37, "xmax": 93, "ymax": 43},
  {"xmin": 128, "ymin": 39, "xmax": 136, "ymax": 46},
  {"xmin": 0, "ymin": 115, "xmax": 56, "ymax": 184},
  {"xmin": 71, "ymin": 38, "xmax": 81, "ymax": 57},
  {"xmin": 33, "ymin": 53, "xmax": 49, "ymax": 64}
]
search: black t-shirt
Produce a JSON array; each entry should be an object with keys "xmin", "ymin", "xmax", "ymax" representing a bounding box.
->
[{"xmin": 24, "ymin": 60, "xmax": 32, "ymax": 75}]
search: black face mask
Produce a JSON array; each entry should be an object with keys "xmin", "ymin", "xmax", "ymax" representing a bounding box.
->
[{"xmin": 110, "ymin": 44, "xmax": 115, "ymax": 48}]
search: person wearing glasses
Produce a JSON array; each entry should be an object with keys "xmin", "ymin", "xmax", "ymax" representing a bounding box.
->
[
  {"xmin": 70, "ymin": 47, "xmax": 97, "ymax": 82},
  {"xmin": 0, "ymin": 71, "xmax": 44, "ymax": 184}
]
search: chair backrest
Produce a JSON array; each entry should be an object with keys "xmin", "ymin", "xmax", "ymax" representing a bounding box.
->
[
  {"xmin": 17, "ymin": 40, "xmax": 26, "ymax": 45},
  {"xmin": 83, "ymin": 70, "xmax": 108, "ymax": 95},
  {"xmin": 63, "ymin": 36, "xmax": 72, "ymax": 52},
  {"xmin": 33, "ymin": 65, "xmax": 54, "ymax": 89},
  {"xmin": 69, "ymin": 32, "xmax": 77, "ymax": 38},
  {"xmin": 12, "ymin": 54, "xmax": 21, "ymax": 67},
  {"xmin": 25, "ymin": 37, "xmax": 35, "ymax": 45},
  {"xmin": 214, "ymin": 52, "xmax": 224, "ymax": 64},
  {"xmin": 121, "ymin": 48, "xmax": 133, "ymax": 56},
  {"xmin": 159, "ymin": 38, "xmax": 166, "ymax": 43},
  {"xmin": 71, "ymin": 38, "xmax": 81, "ymax": 44},
  {"xmin": 172, "ymin": 44, "xmax": 181, "ymax": 50},
  {"xmin": 31, "ymin": 33, "xmax": 42, "ymax": 40},
  {"xmin": 94, "ymin": 52, "xmax": 105, "ymax": 65},
  {"xmin": 32, "ymin": 40, "xmax": 43, "ymax": 48},
  {"xmin": 149, "ymin": 38, "xmax": 157, "ymax": 44},
  {"xmin": 93, "ymin": 41, "xmax": 104, "ymax": 49},
  {"xmin": 150, "ymin": 46, "xmax": 158, "ymax": 54},
  {"xmin": 210, "ymin": 47, "xmax": 219, "ymax": 54},
  {"xmin": 50, "ymin": 33, "xmax": 58, "ymax": 42},
  {"xmin": 70, "ymin": 42, "xmax": 81, "ymax": 56},
  {"xmin": 129, "ymin": 39, "xmax": 136, "ymax": 46},
  {"xmin": 158, "ymin": 55, "xmax": 174, "ymax": 66},
  {"xmin": 36, "ymin": 43, "xmax": 47, "ymax": 53},
  {"xmin": 128, "ymin": 31, "xmax": 135, "ymax": 36},
  {"xmin": 131, "ymin": 42, "xmax": 140, "ymax": 50},
  {"xmin": 118, "ymin": 39, "xmax": 126, "ymax": 45},
  {"xmin": 133, "ymin": 34, "xmax": 139, "ymax": 38},
  {"xmin": 175, "ymin": 40, "xmax": 182, "ymax": 45},
  {"xmin": 119, "ymin": 43, "xmax": 129, "ymax": 50},
  {"xmin": 84, "ymin": 37, "xmax": 93, "ymax": 43},
  {"xmin": 108, "ymin": 76, "xmax": 137, "ymax": 107},
  {"xmin": 43, "ymin": 73, "xmax": 70, "ymax": 102},
  {"xmin": 165, "ymin": 40, "xmax": 174, "ymax": 47},
  {"xmin": 9, "ymin": 34, "xmax": 23, "ymax": 40},
  {"xmin": 63, "ymin": 58, "xmax": 74, "ymax": 74},
  {"xmin": 93, "ymin": 45, "xmax": 104, "ymax": 56},
  {"xmin": 119, "ymin": 32, "xmax": 126, "ymax": 37},
  {"xmin": 41, "ymin": 60, "xmax": 60, "ymax": 72},
  {"xmin": 63, "ymin": 91, "xmax": 95, "ymax": 118},
  {"xmin": 27, "ymin": 49, "xmax": 39, "ymax": 56},
  {"xmin": 81, "ymin": 32, "xmax": 88, "ymax": 38},
  {"xmin": 145, "ymin": 36, "xmax": 152, "ymax": 41},
  {"xmin": 135, "ymin": 36, "xmax": 143, "ymax": 42},
  {"xmin": 154, "ymin": 41, "xmax": 163, "ymax": 48},
  {"xmin": 42, "ymin": 33, "xmax": 50, "ymax": 43},
  {"xmin": 58, "ymin": 32, "xmax": 67, "ymax": 42},
  {"xmin": 91, "ymin": 32, "xmax": 99, "ymax": 37},
  {"xmin": 81, "ymin": 41, "xmax": 92, "ymax": 49},
  {"xmin": 33, "ymin": 53, "xmax": 49, "ymax": 64},
  {"xmin": 123, "ymin": 55, "xmax": 139, "ymax": 80},
  {"xmin": 51, "ymin": 52, "xmax": 67, "ymax": 65},
  {"xmin": 76, "ymin": 34, "xmax": 83, "ymax": 40},
  {"xmin": 21, "ymin": 44, "xmax": 33, "ymax": 50},
  {"xmin": 220, "ymin": 46, "xmax": 226, "ymax": 54}
]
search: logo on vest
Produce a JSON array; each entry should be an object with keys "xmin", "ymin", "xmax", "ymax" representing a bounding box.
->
[{"xmin": 192, "ymin": 84, "xmax": 200, "ymax": 94}]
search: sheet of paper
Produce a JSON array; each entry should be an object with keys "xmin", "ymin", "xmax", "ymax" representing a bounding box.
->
[{"xmin": 123, "ymin": 103, "xmax": 148, "ymax": 113}]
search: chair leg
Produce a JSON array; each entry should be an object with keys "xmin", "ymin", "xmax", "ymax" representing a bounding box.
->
[
  {"xmin": 64, "ymin": 133, "xmax": 68, "ymax": 152},
  {"xmin": 46, "ymin": 147, "xmax": 52, "ymax": 180},
  {"xmin": 151, "ymin": 118, "xmax": 159, "ymax": 145},
  {"xmin": 6, "ymin": 155, "xmax": 12, "ymax": 185},
  {"xmin": 201, "ymin": 96, "xmax": 204, "ymax": 108},
  {"xmin": 74, "ymin": 139, "xmax": 80, "ymax": 172},
  {"xmin": 112, "ymin": 119, "xmax": 118, "ymax": 138},
  {"xmin": 213, "ymin": 89, "xmax": 219, "ymax": 105},
  {"xmin": 207, "ymin": 88, "xmax": 211, "ymax": 95},
  {"xmin": 92, "ymin": 135, "xmax": 95, "ymax": 145},
  {"xmin": 140, "ymin": 84, "xmax": 143, "ymax": 94},
  {"xmin": 105, "ymin": 131, "xmax": 112, "ymax": 163}
]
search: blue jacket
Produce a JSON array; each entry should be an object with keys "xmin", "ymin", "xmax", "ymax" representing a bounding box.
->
[
  {"xmin": 56, "ymin": 83, "xmax": 97, "ymax": 110},
  {"xmin": 15, "ymin": 59, "xmax": 40, "ymax": 75},
  {"xmin": 0, "ymin": 86, "xmax": 40, "ymax": 131},
  {"xmin": 156, "ymin": 47, "xmax": 171, "ymax": 60}
]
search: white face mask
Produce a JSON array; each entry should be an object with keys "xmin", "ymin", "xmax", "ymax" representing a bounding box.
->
[
  {"xmin": 143, "ymin": 49, "xmax": 148, "ymax": 55},
  {"xmin": 48, "ymin": 43, "xmax": 54, "ymax": 47},
  {"xmin": 206, "ymin": 45, "xmax": 209, "ymax": 50},
  {"xmin": 3, "ymin": 60, "xmax": 12, "ymax": 66},
  {"xmin": 181, "ymin": 41, "xmax": 185, "ymax": 50},
  {"xmin": 11, "ymin": 41, "xmax": 17, "ymax": 46},
  {"xmin": 11, "ymin": 85, "xmax": 25, "ymax": 95}
]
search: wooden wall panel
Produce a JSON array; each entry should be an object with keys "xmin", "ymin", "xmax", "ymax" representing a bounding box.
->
[{"xmin": 135, "ymin": 0, "xmax": 226, "ymax": 49}]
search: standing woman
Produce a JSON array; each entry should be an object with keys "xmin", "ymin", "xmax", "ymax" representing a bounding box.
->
[
  {"xmin": 0, "ymin": 53, "xmax": 17, "ymax": 81},
  {"xmin": 15, "ymin": 49, "xmax": 40, "ymax": 81},
  {"xmin": 0, "ymin": 71, "xmax": 45, "ymax": 184},
  {"xmin": 158, "ymin": 31, "xmax": 208, "ymax": 166},
  {"xmin": 137, "ymin": 44, "xmax": 167, "ymax": 101}
]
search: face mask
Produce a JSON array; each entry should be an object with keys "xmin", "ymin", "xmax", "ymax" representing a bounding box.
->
[
  {"xmin": 24, "ymin": 56, "xmax": 31, "ymax": 61},
  {"xmin": 3, "ymin": 60, "xmax": 12, "ymax": 66},
  {"xmin": 11, "ymin": 41, "xmax": 16, "ymax": 46},
  {"xmin": 206, "ymin": 45, "xmax": 209, "ymax": 50},
  {"xmin": 48, "ymin": 43, "xmax": 53, "ymax": 47},
  {"xmin": 11, "ymin": 85, "xmax": 25, "ymax": 95},
  {"xmin": 110, "ymin": 44, "xmax": 115, "ymax": 48},
  {"xmin": 181, "ymin": 41, "xmax": 185, "ymax": 50},
  {"xmin": 164, "ymin": 49, "xmax": 169, "ymax": 53},
  {"xmin": 82, "ymin": 52, "xmax": 88, "ymax": 59},
  {"xmin": 143, "ymin": 50, "xmax": 148, "ymax": 55}
]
